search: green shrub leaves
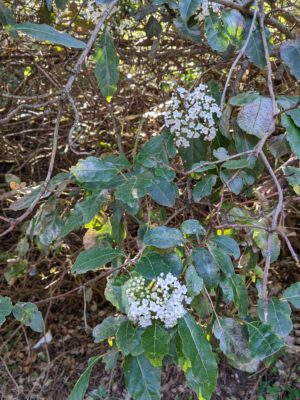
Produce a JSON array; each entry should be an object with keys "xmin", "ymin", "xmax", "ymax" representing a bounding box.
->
[
  {"xmin": 178, "ymin": 314, "xmax": 218, "ymax": 400},
  {"xmin": 10, "ymin": 22, "xmax": 86, "ymax": 48},
  {"xmin": 72, "ymin": 247, "xmax": 124, "ymax": 274}
]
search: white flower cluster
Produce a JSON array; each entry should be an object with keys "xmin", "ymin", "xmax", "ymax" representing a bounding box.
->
[
  {"xmin": 164, "ymin": 84, "xmax": 222, "ymax": 148},
  {"xmin": 126, "ymin": 273, "xmax": 191, "ymax": 328},
  {"xmin": 198, "ymin": 0, "xmax": 222, "ymax": 21}
]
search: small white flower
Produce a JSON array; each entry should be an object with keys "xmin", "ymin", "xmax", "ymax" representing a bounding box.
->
[
  {"xmin": 126, "ymin": 273, "xmax": 190, "ymax": 328},
  {"xmin": 164, "ymin": 84, "xmax": 222, "ymax": 149}
]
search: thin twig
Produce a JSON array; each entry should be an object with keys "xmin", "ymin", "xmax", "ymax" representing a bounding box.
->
[
  {"xmin": 0, "ymin": 99, "xmax": 57, "ymax": 125},
  {"xmin": 35, "ymin": 248, "xmax": 145, "ymax": 305},
  {"xmin": 0, "ymin": 356, "xmax": 20, "ymax": 395},
  {"xmin": 260, "ymin": 151, "xmax": 284, "ymax": 321},
  {"xmin": 0, "ymin": 107, "xmax": 62, "ymax": 238},
  {"xmin": 82, "ymin": 286, "xmax": 90, "ymax": 334},
  {"xmin": 211, "ymin": 0, "xmax": 296, "ymax": 38},
  {"xmin": 109, "ymin": 102, "xmax": 124, "ymax": 153},
  {"xmin": 0, "ymin": 2, "xmax": 118, "ymax": 237},
  {"xmin": 220, "ymin": 0, "xmax": 258, "ymax": 110},
  {"xmin": 184, "ymin": 150, "xmax": 254, "ymax": 175},
  {"xmin": 258, "ymin": 0, "xmax": 279, "ymax": 117},
  {"xmin": 63, "ymin": 0, "xmax": 118, "ymax": 96}
]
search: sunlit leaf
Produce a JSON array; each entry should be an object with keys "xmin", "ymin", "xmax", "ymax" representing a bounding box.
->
[{"xmin": 94, "ymin": 30, "xmax": 119, "ymax": 98}]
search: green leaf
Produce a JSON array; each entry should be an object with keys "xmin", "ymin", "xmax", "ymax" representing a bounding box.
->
[
  {"xmin": 162, "ymin": 252, "xmax": 183, "ymax": 277},
  {"xmin": 124, "ymin": 354, "xmax": 161, "ymax": 400},
  {"xmin": 135, "ymin": 132, "xmax": 176, "ymax": 168},
  {"xmin": 287, "ymin": 108, "xmax": 300, "ymax": 128},
  {"xmin": 178, "ymin": 137, "xmax": 209, "ymax": 170},
  {"xmin": 13, "ymin": 302, "xmax": 44, "ymax": 332},
  {"xmin": 178, "ymin": 313, "xmax": 218, "ymax": 400},
  {"xmin": 192, "ymin": 248, "xmax": 220, "ymax": 290},
  {"xmin": 189, "ymin": 162, "xmax": 216, "ymax": 174},
  {"xmin": 135, "ymin": 252, "xmax": 172, "ymax": 280},
  {"xmin": 69, "ymin": 355, "xmax": 102, "ymax": 400},
  {"xmin": 237, "ymin": 97, "xmax": 275, "ymax": 138},
  {"xmin": 9, "ymin": 186, "xmax": 43, "ymax": 211},
  {"xmin": 4, "ymin": 260, "xmax": 27, "ymax": 285},
  {"xmin": 246, "ymin": 321, "xmax": 284, "ymax": 360},
  {"xmin": 244, "ymin": 20, "xmax": 272, "ymax": 68},
  {"xmin": 208, "ymin": 246, "xmax": 234, "ymax": 277},
  {"xmin": 111, "ymin": 204, "xmax": 125, "ymax": 247},
  {"xmin": 232, "ymin": 121, "xmax": 258, "ymax": 154},
  {"xmin": 143, "ymin": 227, "xmax": 184, "ymax": 249},
  {"xmin": 105, "ymin": 276, "xmax": 128, "ymax": 312},
  {"xmin": 213, "ymin": 317, "xmax": 251, "ymax": 363},
  {"xmin": 154, "ymin": 167, "xmax": 176, "ymax": 182},
  {"xmin": 148, "ymin": 177, "xmax": 178, "ymax": 207},
  {"xmin": 229, "ymin": 92, "xmax": 260, "ymax": 106},
  {"xmin": 253, "ymin": 229, "xmax": 281, "ymax": 263},
  {"xmin": 71, "ymin": 156, "xmax": 118, "ymax": 183},
  {"xmin": 205, "ymin": 13, "xmax": 229, "ymax": 52},
  {"xmin": 280, "ymin": 38, "xmax": 300, "ymax": 80},
  {"xmin": 185, "ymin": 265, "xmax": 203, "ymax": 298},
  {"xmin": 0, "ymin": 296, "xmax": 13, "ymax": 326},
  {"xmin": 61, "ymin": 193, "xmax": 105, "ymax": 237},
  {"xmin": 141, "ymin": 321, "xmax": 169, "ymax": 367},
  {"xmin": 55, "ymin": 0, "xmax": 69, "ymax": 10},
  {"xmin": 179, "ymin": 0, "xmax": 202, "ymax": 20},
  {"xmin": 277, "ymin": 95, "xmax": 300, "ymax": 111},
  {"xmin": 267, "ymin": 134, "xmax": 290, "ymax": 159},
  {"xmin": 193, "ymin": 175, "xmax": 217, "ymax": 202},
  {"xmin": 94, "ymin": 30, "xmax": 119, "ymax": 98},
  {"xmin": 282, "ymin": 114, "xmax": 300, "ymax": 159},
  {"xmin": 145, "ymin": 16, "xmax": 162, "ymax": 39},
  {"xmin": 258, "ymin": 298, "xmax": 292, "ymax": 337},
  {"xmin": 71, "ymin": 247, "xmax": 124, "ymax": 274},
  {"xmin": 181, "ymin": 219, "xmax": 206, "ymax": 236},
  {"xmin": 174, "ymin": 17, "xmax": 201, "ymax": 43},
  {"xmin": 102, "ymin": 350, "xmax": 119, "ymax": 372},
  {"xmin": 39, "ymin": 213, "xmax": 62, "ymax": 246},
  {"xmin": 185, "ymin": 368, "xmax": 205, "ymax": 398},
  {"xmin": 0, "ymin": 0, "xmax": 16, "ymax": 27},
  {"xmin": 228, "ymin": 274, "xmax": 248, "ymax": 317},
  {"xmin": 103, "ymin": 153, "xmax": 131, "ymax": 170},
  {"xmin": 116, "ymin": 321, "xmax": 143, "ymax": 356},
  {"xmin": 209, "ymin": 235, "xmax": 240, "ymax": 260},
  {"xmin": 93, "ymin": 316, "xmax": 126, "ymax": 343},
  {"xmin": 219, "ymin": 106, "xmax": 232, "ymax": 139},
  {"xmin": 115, "ymin": 172, "xmax": 153, "ymax": 208},
  {"xmin": 221, "ymin": 9, "xmax": 245, "ymax": 45},
  {"xmin": 220, "ymin": 170, "xmax": 243, "ymax": 195},
  {"xmin": 9, "ymin": 22, "xmax": 86, "ymax": 48},
  {"xmin": 222, "ymin": 159, "xmax": 250, "ymax": 169},
  {"xmin": 282, "ymin": 168, "xmax": 299, "ymax": 193},
  {"xmin": 283, "ymin": 282, "xmax": 300, "ymax": 309}
]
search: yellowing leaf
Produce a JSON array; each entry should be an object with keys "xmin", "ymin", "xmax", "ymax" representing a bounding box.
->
[{"xmin": 216, "ymin": 228, "xmax": 233, "ymax": 236}]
